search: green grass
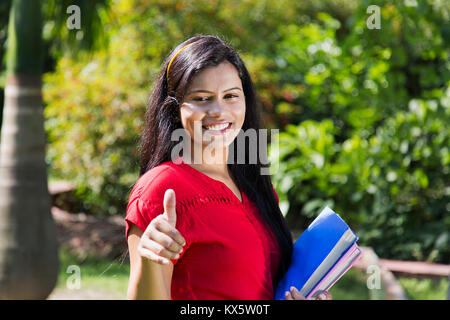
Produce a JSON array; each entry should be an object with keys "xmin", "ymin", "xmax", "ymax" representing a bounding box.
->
[
  {"xmin": 56, "ymin": 247, "xmax": 130, "ymax": 298},
  {"xmin": 398, "ymin": 277, "xmax": 448, "ymax": 300},
  {"xmin": 56, "ymin": 247, "xmax": 375, "ymax": 300},
  {"xmin": 58, "ymin": 248, "xmax": 448, "ymax": 300}
]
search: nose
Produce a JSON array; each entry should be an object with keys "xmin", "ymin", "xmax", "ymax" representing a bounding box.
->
[{"xmin": 206, "ymin": 100, "xmax": 224, "ymax": 117}]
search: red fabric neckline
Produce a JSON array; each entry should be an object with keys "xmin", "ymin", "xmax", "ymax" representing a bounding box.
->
[{"xmin": 175, "ymin": 157, "xmax": 246, "ymax": 205}]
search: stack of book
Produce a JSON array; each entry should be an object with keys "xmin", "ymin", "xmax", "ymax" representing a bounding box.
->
[{"xmin": 275, "ymin": 206, "xmax": 362, "ymax": 300}]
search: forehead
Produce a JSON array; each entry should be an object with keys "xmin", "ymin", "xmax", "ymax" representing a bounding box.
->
[{"xmin": 186, "ymin": 61, "xmax": 242, "ymax": 91}]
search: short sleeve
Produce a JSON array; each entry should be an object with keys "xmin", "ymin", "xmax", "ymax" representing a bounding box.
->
[
  {"xmin": 125, "ymin": 195, "xmax": 164, "ymax": 239},
  {"xmin": 124, "ymin": 164, "xmax": 193, "ymax": 265}
]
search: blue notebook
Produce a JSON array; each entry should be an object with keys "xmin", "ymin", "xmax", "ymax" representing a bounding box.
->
[{"xmin": 274, "ymin": 206, "xmax": 359, "ymax": 299}]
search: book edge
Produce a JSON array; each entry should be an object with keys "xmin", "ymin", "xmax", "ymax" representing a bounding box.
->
[
  {"xmin": 299, "ymin": 229, "xmax": 357, "ymax": 296},
  {"xmin": 306, "ymin": 245, "xmax": 362, "ymax": 299}
]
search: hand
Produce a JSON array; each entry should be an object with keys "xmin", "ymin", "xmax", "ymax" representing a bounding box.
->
[
  {"xmin": 285, "ymin": 287, "xmax": 332, "ymax": 300},
  {"xmin": 137, "ymin": 189, "xmax": 186, "ymax": 264}
]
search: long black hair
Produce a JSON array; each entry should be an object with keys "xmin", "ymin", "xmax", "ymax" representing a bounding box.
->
[{"xmin": 139, "ymin": 35, "xmax": 293, "ymax": 288}]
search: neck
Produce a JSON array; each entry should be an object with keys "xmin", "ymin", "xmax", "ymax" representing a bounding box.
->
[{"xmin": 182, "ymin": 142, "xmax": 229, "ymax": 176}]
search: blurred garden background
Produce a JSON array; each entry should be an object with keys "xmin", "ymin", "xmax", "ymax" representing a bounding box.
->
[{"xmin": 0, "ymin": 0, "xmax": 448, "ymax": 299}]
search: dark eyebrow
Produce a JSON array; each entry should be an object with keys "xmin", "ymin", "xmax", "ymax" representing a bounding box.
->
[{"xmin": 187, "ymin": 87, "xmax": 242, "ymax": 95}]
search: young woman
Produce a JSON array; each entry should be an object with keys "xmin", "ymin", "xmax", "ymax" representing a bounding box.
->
[{"xmin": 125, "ymin": 35, "xmax": 331, "ymax": 300}]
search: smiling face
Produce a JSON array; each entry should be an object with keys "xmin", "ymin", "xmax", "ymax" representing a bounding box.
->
[{"xmin": 179, "ymin": 60, "xmax": 246, "ymax": 153}]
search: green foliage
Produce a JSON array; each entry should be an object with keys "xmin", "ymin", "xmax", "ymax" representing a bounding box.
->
[
  {"xmin": 43, "ymin": 0, "xmax": 356, "ymax": 215},
  {"xmin": 398, "ymin": 277, "xmax": 448, "ymax": 300},
  {"xmin": 44, "ymin": 0, "xmax": 449, "ymax": 262},
  {"xmin": 42, "ymin": 0, "xmax": 113, "ymax": 57},
  {"xmin": 269, "ymin": 0, "xmax": 450, "ymax": 263},
  {"xmin": 44, "ymin": 47, "xmax": 149, "ymax": 215},
  {"xmin": 271, "ymin": 99, "xmax": 450, "ymax": 263},
  {"xmin": 327, "ymin": 268, "xmax": 373, "ymax": 300}
]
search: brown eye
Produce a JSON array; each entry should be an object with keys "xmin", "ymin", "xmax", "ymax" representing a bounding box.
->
[
  {"xmin": 193, "ymin": 96, "xmax": 211, "ymax": 102},
  {"xmin": 224, "ymin": 94, "xmax": 238, "ymax": 99}
]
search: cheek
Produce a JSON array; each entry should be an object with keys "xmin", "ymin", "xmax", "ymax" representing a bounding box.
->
[
  {"xmin": 180, "ymin": 106, "xmax": 204, "ymax": 135},
  {"xmin": 233, "ymin": 101, "xmax": 246, "ymax": 126},
  {"xmin": 226, "ymin": 102, "xmax": 246, "ymax": 143}
]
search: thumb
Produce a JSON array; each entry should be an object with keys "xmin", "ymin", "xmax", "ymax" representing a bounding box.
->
[{"xmin": 163, "ymin": 189, "xmax": 177, "ymax": 227}]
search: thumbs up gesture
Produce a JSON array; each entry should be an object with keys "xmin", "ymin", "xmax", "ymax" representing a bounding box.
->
[
  {"xmin": 162, "ymin": 188, "xmax": 177, "ymax": 228},
  {"xmin": 138, "ymin": 189, "xmax": 187, "ymax": 264}
]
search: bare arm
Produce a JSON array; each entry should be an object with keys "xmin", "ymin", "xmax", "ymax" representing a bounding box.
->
[
  {"xmin": 127, "ymin": 224, "xmax": 173, "ymax": 299},
  {"xmin": 126, "ymin": 189, "xmax": 185, "ymax": 299}
]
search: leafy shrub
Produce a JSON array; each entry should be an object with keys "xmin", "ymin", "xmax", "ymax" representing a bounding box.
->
[
  {"xmin": 44, "ymin": 37, "xmax": 151, "ymax": 215},
  {"xmin": 43, "ymin": 0, "xmax": 449, "ymax": 262},
  {"xmin": 267, "ymin": 0, "xmax": 450, "ymax": 263},
  {"xmin": 43, "ymin": 0, "xmax": 357, "ymax": 215},
  {"xmin": 271, "ymin": 98, "xmax": 450, "ymax": 263},
  {"xmin": 398, "ymin": 277, "xmax": 448, "ymax": 300}
]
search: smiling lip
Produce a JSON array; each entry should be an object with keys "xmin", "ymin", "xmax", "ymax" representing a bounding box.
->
[
  {"xmin": 202, "ymin": 121, "xmax": 230, "ymax": 126},
  {"xmin": 202, "ymin": 122, "xmax": 232, "ymax": 133}
]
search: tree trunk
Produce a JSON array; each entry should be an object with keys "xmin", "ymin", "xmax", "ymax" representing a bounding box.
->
[{"xmin": 0, "ymin": 0, "xmax": 58, "ymax": 299}]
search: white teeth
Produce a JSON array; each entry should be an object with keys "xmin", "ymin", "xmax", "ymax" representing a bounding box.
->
[{"xmin": 204, "ymin": 123, "xmax": 229, "ymax": 131}]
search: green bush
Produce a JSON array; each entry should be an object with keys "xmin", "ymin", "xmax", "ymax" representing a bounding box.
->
[
  {"xmin": 44, "ymin": 0, "xmax": 449, "ymax": 262},
  {"xmin": 398, "ymin": 277, "xmax": 448, "ymax": 300},
  {"xmin": 268, "ymin": 0, "xmax": 449, "ymax": 263},
  {"xmin": 43, "ymin": 0, "xmax": 357, "ymax": 215},
  {"xmin": 44, "ymin": 42, "xmax": 149, "ymax": 215},
  {"xmin": 271, "ymin": 98, "xmax": 449, "ymax": 263}
]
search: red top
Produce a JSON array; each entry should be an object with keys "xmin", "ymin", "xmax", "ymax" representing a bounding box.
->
[{"xmin": 125, "ymin": 158, "xmax": 281, "ymax": 300}]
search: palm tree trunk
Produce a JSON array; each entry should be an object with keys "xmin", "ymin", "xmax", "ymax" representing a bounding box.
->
[{"xmin": 0, "ymin": 0, "xmax": 58, "ymax": 299}]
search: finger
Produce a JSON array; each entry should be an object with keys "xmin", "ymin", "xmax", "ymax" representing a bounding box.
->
[
  {"xmin": 153, "ymin": 217, "xmax": 186, "ymax": 247},
  {"xmin": 163, "ymin": 189, "xmax": 177, "ymax": 227},
  {"xmin": 316, "ymin": 290, "xmax": 332, "ymax": 300},
  {"xmin": 322, "ymin": 291, "xmax": 332, "ymax": 300},
  {"xmin": 290, "ymin": 286, "xmax": 306, "ymax": 300},
  {"xmin": 138, "ymin": 246, "xmax": 170, "ymax": 265},
  {"xmin": 149, "ymin": 225, "xmax": 184, "ymax": 253},
  {"xmin": 140, "ymin": 236, "xmax": 181, "ymax": 260},
  {"xmin": 285, "ymin": 291, "xmax": 294, "ymax": 300}
]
